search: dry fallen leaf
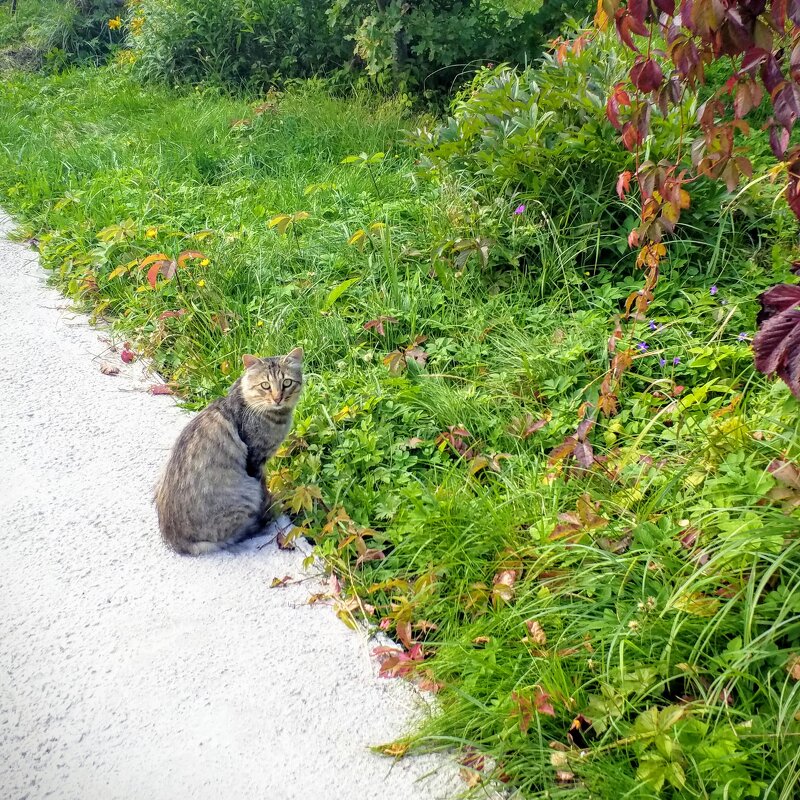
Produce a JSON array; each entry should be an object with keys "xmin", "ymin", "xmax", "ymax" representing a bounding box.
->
[
  {"xmin": 459, "ymin": 768, "xmax": 482, "ymax": 788},
  {"xmin": 269, "ymin": 575, "xmax": 293, "ymax": 588},
  {"xmin": 99, "ymin": 362, "xmax": 119, "ymax": 376},
  {"xmin": 524, "ymin": 619, "xmax": 548, "ymax": 646},
  {"xmin": 787, "ymin": 654, "xmax": 800, "ymax": 681},
  {"xmin": 377, "ymin": 742, "xmax": 409, "ymax": 758}
]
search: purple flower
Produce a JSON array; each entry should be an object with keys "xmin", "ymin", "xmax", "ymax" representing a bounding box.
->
[
  {"xmin": 513, "ymin": 204, "xmax": 526, "ymax": 215},
  {"xmin": 673, "ymin": 356, "xmax": 681, "ymax": 366},
  {"xmin": 637, "ymin": 341, "xmax": 648, "ymax": 352},
  {"xmin": 738, "ymin": 331, "xmax": 749, "ymax": 341},
  {"xmin": 649, "ymin": 320, "xmax": 657, "ymax": 331},
  {"xmin": 710, "ymin": 285, "xmax": 718, "ymax": 296},
  {"xmin": 659, "ymin": 358, "xmax": 666, "ymax": 367}
]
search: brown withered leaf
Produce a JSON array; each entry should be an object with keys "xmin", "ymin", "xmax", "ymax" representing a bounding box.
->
[
  {"xmin": 459, "ymin": 768, "xmax": 482, "ymax": 788},
  {"xmin": 376, "ymin": 741, "xmax": 410, "ymax": 758},
  {"xmin": 270, "ymin": 575, "xmax": 293, "ymax": 588},
  {"xmin": 608, "ymin": 316, "xmax": 623, "ymax": 353},
  {"xmin": 492, "ymin": 569, "xmax": 518, "ymax": 606},
  {"xmin": 150, "ymin": 384, "xmax": 174, "ymax": 395},
  {"xmin": 595, "ymin": 532, "xmax": 633, "ymax": 554},
  {"xmin": 383, "ymin": 350, "xmax": 406, "ymax": 375},
  {"xmin": 787, "ymin": 654, "xmax": 800, "ymax": 681},
  {"xmin": 472, "ymin": 636, "xmax": 491, "ymax": 646},
  {"xmin": 767, "ymin": 460, "xmax": 800, "ymax": 512},
  {"xmin": 363, "ymin": 315, "xmax": 398, "ymax": 336},
  {"xmin": 99, "ymin": 362, "xmax": 119, "ymax": 376},
  {"xmin": 524, "ymin": 619, "xmax": 547, "ymax": 646}
]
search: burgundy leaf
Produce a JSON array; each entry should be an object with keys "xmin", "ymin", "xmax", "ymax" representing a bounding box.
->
[
  {"xmin": 741, "ymin": 46, "xmax": 769, "ymax": 74},
  {"xmin": 654, "ymin": 0, "xmax": 675, "ymax": 14},
  {"xmin": 631, "ymin": 57, "xmax": 665, "ymax": 92},
  {"xmin": 769, "ymin": 124, "xmax": 790, "ymax": 159},
  {"xmin": 761, "ymin": 54, "xmax": 785, "ymax": 93},
  {"xmin": 753, "ymin": 308, "xmax": 800, "ymax": 398},
  {"xmin": 757, "ymin": 284, "xmax": 800, "ymax": 324},
  {"xmin": 773, "ymin": 84, "xmax": 800, "ymax": 131},
  {"xmin": 628, "ymin": 0, "xmax": 649, "ymax": 23},
  {"xmin": 773, "ymin": 0, "xmax": 788, "ymax": 29},
  {"xmin": 576, "ymin": 418, "xmax": 595, "ymax": 441},
  {"xmin": 573, "ymin": 439, "xmax": 595, "ymax": 469}
]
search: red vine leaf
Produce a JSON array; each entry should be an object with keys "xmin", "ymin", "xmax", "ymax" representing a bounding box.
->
[{"xmin": 630, "ymin": 57, "xmax": 664, "ymax": 93}]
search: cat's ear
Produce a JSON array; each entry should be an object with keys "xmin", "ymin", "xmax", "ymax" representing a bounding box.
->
[
  {"xmin": 287, "ymin": 347, "xmax": 304, "ymax": 363},
  {"xmin": 242, "ymin": 354, "xmax": 260, "ymax": 369}
]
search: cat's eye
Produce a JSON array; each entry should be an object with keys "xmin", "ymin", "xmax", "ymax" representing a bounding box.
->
[
  {"xmin": 282, "ymin": 378, "xmax": 293, "ymax": 388},
  {"xmin": 260, "ymin": 382, "xmax": 270, "ymax": 390}
]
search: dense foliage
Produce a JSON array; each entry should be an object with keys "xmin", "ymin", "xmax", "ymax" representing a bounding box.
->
[
  {"xmin": 129, "ymin": 0, "xmax": 592, "ymax": 92},
  {"xmin": 1, "ymin": 1, "xmax": 799, "ymax": 798},
  {"xmin": 590, "ymin": 1, "xmax": 800, "ymax": 401}
]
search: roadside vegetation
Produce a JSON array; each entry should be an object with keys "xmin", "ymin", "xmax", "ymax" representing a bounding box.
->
[{"xmin": 1, "ymin": 1, "xmax": 799, "ymax": 797}]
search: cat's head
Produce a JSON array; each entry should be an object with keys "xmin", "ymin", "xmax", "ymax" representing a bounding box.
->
[{"xmin": 240, "ymin": 348, "xmax": 303, "ymax": 411}]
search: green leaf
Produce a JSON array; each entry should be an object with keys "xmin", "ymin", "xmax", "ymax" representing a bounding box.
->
[
  {"xmin": 665, "ymin": 761, "xmax": 686, "ymax": 790},
  {"xmin": 322, "ymin": 277, "xmax": 360, "ymax": 311},
  {"xmin": 637, "ymin": 756, "xmax": 667, "ymax": 792},
  {"xmin": 633, "ymin": 707, "xmax": 660, "ymax": 737}
]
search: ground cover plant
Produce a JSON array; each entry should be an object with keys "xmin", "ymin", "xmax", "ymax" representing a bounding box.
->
[{"xmin": 1, "ymin": 3, "xmax": 799, "ymax": 797}]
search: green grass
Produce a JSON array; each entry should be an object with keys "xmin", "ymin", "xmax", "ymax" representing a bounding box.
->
[{"xmin": 0, "ymin": 62, "xmax": 799, "ymax": 799}]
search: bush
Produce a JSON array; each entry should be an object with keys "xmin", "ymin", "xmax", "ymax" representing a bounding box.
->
[
  {"xmin": 131, "ymin": 0, "xmax": 351, "ymax": 87},
  {"xmin": 129, "ymin": 0, "xmax": 592, "ymax": 92},
  {"xmin": 412, "ymin": 31, "xmax": 793, "ymax": 283},
  {"xmin": 38, "ymin": 0, "xmax": 126, "ymax": 65},
  {"xmin": 328, "ymin": 0, "xmax": 593, "ymax": 94}
]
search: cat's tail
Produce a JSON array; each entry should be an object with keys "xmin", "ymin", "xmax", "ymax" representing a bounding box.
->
[{"xmin": 180, "ymin": 539, "xmax": 228, "ymax": 556}]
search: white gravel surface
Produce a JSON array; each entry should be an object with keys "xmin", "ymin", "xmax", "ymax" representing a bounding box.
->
[{"xmin": 0, "ymin": 213, "xmax": 460, "ymax": 800}]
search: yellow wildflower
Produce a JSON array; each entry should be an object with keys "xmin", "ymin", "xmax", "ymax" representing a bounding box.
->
[
  {"xmin": 145, "ymin": 227, "xmax": 157, "ymax": 238},
  {"xmin": 108, "ymin": 16, "xmax": 122, "ymax": 30},
  {"xmin": 200, "ymin": 258, "xmax": 210, "ymax": 266},
  {"xmin": 130, "ymin": 16, "xmax": 144, "ymax": 35},
  {"xmin": 256, "ymin": 320, "xmax": 264, "ymax": 327},
  {"xmin": 196, "ymin": 280, "xmax": 206, "ymax": 288}
]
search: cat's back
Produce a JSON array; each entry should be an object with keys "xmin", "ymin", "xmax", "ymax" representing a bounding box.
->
[{"xmin": 156, "ymin": 396, "xmax": 246, "ymax": 494}]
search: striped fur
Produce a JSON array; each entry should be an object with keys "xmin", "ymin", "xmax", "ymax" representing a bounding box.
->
[{"xmin": 155, "ymin": 349, "xmax": 303, "ymax": 555}]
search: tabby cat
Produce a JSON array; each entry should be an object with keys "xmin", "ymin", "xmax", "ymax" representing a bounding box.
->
[{"xmin": 155, "ymin": 349, "xmax": 303, "ymax": 555}]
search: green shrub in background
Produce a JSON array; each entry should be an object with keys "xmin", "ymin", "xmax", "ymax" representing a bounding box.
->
[
  {"xmin": 0, "ymin": 0, "xmax": 125, "ymax": 68},
  {"xmin": 129, "ymin": 0, "xmax": 593, "ymax": 93},
  {"xmin": 40, "ymin": 0, "xmax": 125, "ymax": 65},
  {"xmin": 327, "ymin": 0, "xmax": 591, "ymax": 94},
  {"xmin": 412, "ymin": 31, "xmax": 793, "ymax": 286},
  {"xmin": 130, "ymin": 0, "xmax": 351, "ymax": 87}
]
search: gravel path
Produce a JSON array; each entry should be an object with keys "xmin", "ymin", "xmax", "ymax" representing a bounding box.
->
[{"xmin": 0, "ymin": 214, "xmax": 459, "ymax": 800}]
